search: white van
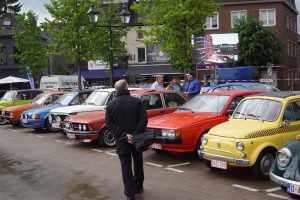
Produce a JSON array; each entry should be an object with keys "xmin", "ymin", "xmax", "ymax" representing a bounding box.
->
[{"xmin": 40, "ymin": 75, "xmax": 88, "ymax": 90}]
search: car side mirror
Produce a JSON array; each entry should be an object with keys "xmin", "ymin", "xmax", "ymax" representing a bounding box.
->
[{"xmin": 225, "ymin": 110, "xmax": 234, "ymax": 117}]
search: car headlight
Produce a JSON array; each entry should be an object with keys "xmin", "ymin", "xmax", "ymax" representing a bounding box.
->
[
  {"xmin": 162, "ymin": 129, "xmax": 181, "ymax": 139},
  {"xmin": 31, "ymin": 114, "xmax": 40, "ymax": 119},
  {"xmin": 48, "ymin": 115, "xmax": 52, "ymax": 121},
  {"xmin": 236, "ymin": 141, "xmax": 244, "ymax": 151},
  {"xmin": 65, "ymin": 122, "xmax": 70, "ymax": 128},
  {"xmin": 202, "ymin": 134, "xmax": 208, "ymax": 145},
  {"xmin": 82, "ymin": 124, "xmax": 87, "ymax": 131},
  {"xmin": 276, "ymin": 148, "xmax": 292, "ymax": 168},
  {"xmin": 9, "ymin": 112, "xmax": 13, "ymax": 116},
  {"xmin": 56, "ymin": 116, "xmax": 61, "ymax": 122},
  {"xmin": 78, "ymin": 124, "xmax": 82, "ymax": 130}
]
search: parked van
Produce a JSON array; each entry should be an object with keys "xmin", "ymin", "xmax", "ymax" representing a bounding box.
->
[{"xmin": 40, "ymin": 75, "xmax": 88, "ymax": 90}]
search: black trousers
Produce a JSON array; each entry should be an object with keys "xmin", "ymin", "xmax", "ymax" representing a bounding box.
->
[{"xmin": 119, "ymin": 151, "xmax": 144, "ymax": 198}]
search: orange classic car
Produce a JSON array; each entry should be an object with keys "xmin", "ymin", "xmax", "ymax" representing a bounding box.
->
[
  {"xmin": 63, "ymin": 89, "xmax": 189, "ymax": 147},
  {"xmin": 146, "ymin": 90, "xmax": 262, "ymax": 154},
  {"xmin": 3, "ymin": 91, "xmax": 64, "ymax": 125}
]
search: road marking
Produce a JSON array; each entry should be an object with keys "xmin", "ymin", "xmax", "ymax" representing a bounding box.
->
[
  {"xmin": 145, "ymin": 162, "xmax": 163, "ymax": 168},
  {"xmin": 165, "ymin": 167, "xmax": 184, "ymax": 173},
  {"xmin": 36, "ymin": 135, "xmax": 43, "ymax": 138},
  {"xmin": 55, "ymin": 140, "xmax": 63, "ymax": 143},
  {"xmin": 64, "ymin": 142, "xmax": 74, "ymax": 145},
  {"xmin": 91, "ymin": 149, "xmax": 104, "ymax": 153},
  {"xmin": 267, "ymin": 193, "xmax": 294, "ymax": 200},
  {"xmin": 8, "ymin": 129, "xmax": 18, "ymax": 133},
  {"xmin": 232, "ymin": 184, "xmax": 259, "ymax": 192},
  {"xmin": 167, "ymin": 162, "xmax": 191, "ymax": 168},
  {"xmin": 105, "ymin": 150, "xmax": 118, "ymax": 156},
  {"xmin": 265, "ymin": 187, "xmax": 282, "ymax": 193}
]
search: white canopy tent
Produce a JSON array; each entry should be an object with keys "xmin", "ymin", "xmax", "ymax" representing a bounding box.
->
[{"xmin": 0, "ymin": 76, "xmax": 29, "ymax": 90}]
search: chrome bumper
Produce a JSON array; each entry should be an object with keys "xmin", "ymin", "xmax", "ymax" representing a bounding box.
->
[
  {"xmin": 63, "ymin": 128, "xmax": 98, "ymax": 136},
  {"xmin": 269, "ymin": 171, "xmax": 300, "ymax": 188},
  {"xmin": 201, "ymin": 151, "xmax": 250, "ymax": 166}
]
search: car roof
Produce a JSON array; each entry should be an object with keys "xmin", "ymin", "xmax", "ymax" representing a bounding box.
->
[
  {"xmin": 199, "ymin": 90, "xmax": 262, "ymax": 96},
  {"xmin": 209, "ymin": 82, "xmax": 269, "ymax": 88},
  {"xmin": 252, "ymin": 91, "xmax": 300, "ymax": 98},
  {"xmin": 8, "ymin": 89, "xmax": 45, "ymax": 92},
  {"xmin": 131, "ymin": 89, "xmax": 183, "ymax": 95},
  {"xmin": 93, "ymin": 88, "xmax": 140, "ymax": 92}
]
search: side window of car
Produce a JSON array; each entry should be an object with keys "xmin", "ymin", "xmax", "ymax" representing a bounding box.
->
[
  {"xmin": 52, "ymin": 95, "xmax": 60, "ymax": 102},
  {"xmin": 106, "ymin": 92, "xmax": 115, "ymax": 104},
  {"xmin": 140, "ymin": 94, "xmax": 163, "ymax": 110},
  {"xmin": 72, "ymin": 96, "xmax": 80, "ymax": 105},
  {"xmin": 79, "ymin": 93, "xmax": 89, "ymax": 103},
  {"xmin": 228, "ymin": 96, "xmax": 244, "ymax": 111},
  {"xmin": 228, "ymin": 85, "xmax": 248, "ymax": 91},
  {"xmin": 17, "ymin": 92, "xmax": 28, "ymax": 100},
  {"xmin": 283, "ymin": 104, "xmax": 295, "ymax": 121},
  {"xmin": 213, "ymin": 86, "xmax": 228, "ymax": 92},
  {"xmin": 163, "ymin": 93, "xmax": 186, "ymax": 108}
]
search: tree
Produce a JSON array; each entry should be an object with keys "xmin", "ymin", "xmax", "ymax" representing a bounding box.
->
[
  {"xmin": 44, "ymin": 0, "xmax": 126, "ymax": 89},
  {"xmin": 13, "ymin": 11, "xmax": 48, "ymax": 78},
  {"xmin": 132, "ymin": 0, "xmax": 219, "ymax": 72},
  {"xmin": 0, "ymin": 0, "xmax": 22, "ymax": 15},
  {"xmin": 233, "ymin": 16, "xmax": 282, "ymax": 66}
]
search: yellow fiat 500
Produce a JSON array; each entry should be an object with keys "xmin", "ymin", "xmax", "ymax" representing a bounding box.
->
[{"xmin": 200, "ymin": 91, "xmax": 300, "ymax": 179}]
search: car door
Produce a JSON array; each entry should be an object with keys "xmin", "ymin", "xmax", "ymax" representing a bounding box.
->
[
  {"xmin": 139, "ymin": 93, "xmax": 164, "ymax": 118},
  {"xmin": 162, "ymin": 92, "xmax": 187, "ymax": 114},
  {"xmin": 281, "ymin": 100, "xmax": 300, "ymax": 145}
]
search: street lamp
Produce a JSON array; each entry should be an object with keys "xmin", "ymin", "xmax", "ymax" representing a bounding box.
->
[{"xmin": 87, "ymin": 3, "xmax": 131, "ymax": 87}]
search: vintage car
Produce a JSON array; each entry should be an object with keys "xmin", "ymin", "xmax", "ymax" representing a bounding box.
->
[
  {"xmin": 63, "ymin": 89, "xmax": 188, "ymax": 147},
  {"xmin": 20, "ymin": 90, "xmax": 93, "ymax": 131},
  {"xmin": 2, "ymin": 91, "xmax": 64, "ymax": 125},
  {"xmin": 49, "ymin": 88, "xmax": 140, "ymax": 130},
  {"xmin": 201, "ymin": 91, "xmax": 300, "ymax": 179},
  {"xmin": 207, "ymin": 82, "xmax": 279, "ymax": 93},
  {"xmin": 146, "ymin": 90, "xmax": 261, "ymax": 154},
  {"xmin": 270, "ymin": 136, "xmax": 300, "ymax": 198},
  {"xmin": 0, "ymin": 89, "xmax": 44, "ymax": 124}
]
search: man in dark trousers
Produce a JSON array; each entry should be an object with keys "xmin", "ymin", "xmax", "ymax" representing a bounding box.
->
[{"xmin": 105, "ymin": 79, "xmax": 148, "ymax": 200}]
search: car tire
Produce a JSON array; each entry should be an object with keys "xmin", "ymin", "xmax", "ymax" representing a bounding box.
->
[
  {"xmin": 0, "ymin": 116, "xmax": 7, "ymax": 125},
  {"xmin": 99, "ymin": 128, "xmax": 115, "ymax": 148},
  {"xmin": 252, "ymin": 149, "xmax": 275, "ymax": 180},
  {"xmin": 46, "ymin": 117, "xmax": 58, "ymax": 132}
]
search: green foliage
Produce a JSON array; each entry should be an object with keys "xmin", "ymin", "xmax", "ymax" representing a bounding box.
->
[
  {"xmin": 233, "ymin": 16, "xmax": 282, "ymax": 66},
  {"xmin": 44, "ymin": 0, "xmax": 126, "ymax": 67},
  {"xmin": 132, "ymin": 0, "xmax": 219, "ymax": 72},
  {"xmin": 0, "ymin": 0, "xmax": 22, "ymax": 15},
  {"xmin": 13, "ymin": 11, "xmax": 48, "ymax": 77}
]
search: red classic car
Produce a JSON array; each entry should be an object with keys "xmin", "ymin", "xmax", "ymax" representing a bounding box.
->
[
  {"xmin": 63, "ymin": 89, "xmax": 189, "ymax": 147},
  {"xmin": 146, "ymin": 90, "xmax": 262, "ymax": 154}
]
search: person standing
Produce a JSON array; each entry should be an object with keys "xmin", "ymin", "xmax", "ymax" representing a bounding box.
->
[
  {"xmin": 166, "ymin": 76, "xmax": 184, "ymax": 92},
  {"xmin": 150, "ymin": 75, "xmax": 164, "ymax": 90},
  {"xmin": 184, "ymin": 71, "xmax": 201, "ymax": 98},
  {"xmin": 105, "ymin": 79, "xmax": 148, "ymax": 200}
]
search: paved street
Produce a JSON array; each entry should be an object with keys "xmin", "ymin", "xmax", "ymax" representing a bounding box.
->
[{"xmin": 0, "ymin": 125, "xmax": 296, "ymax": 200}]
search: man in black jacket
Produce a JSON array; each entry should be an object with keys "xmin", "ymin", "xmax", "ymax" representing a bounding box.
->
[{"xmin": 105, "ymin": 80, "xmax": 148, "ymax": 200}]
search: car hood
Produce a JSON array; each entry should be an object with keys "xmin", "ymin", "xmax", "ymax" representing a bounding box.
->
[
  {"xmin": 23, "ymin": 104, "xmax": 61, "ymax": 115},
  {"xmin": 147, "ymin": 111, "xmax": 220, "ymax": 129},
  {"xmin": 4, "ymin": 104, "xmax": 39, "ymax": 112},
  {"xmin": 50, "ymin": 105, "xmax": 105, "ymax": 115},
  {"xmin": 65, "ymin": 111, "xmax": 106, "ymax": 124},
  {"xmin": 208, "ymin": 119, "xmax": 277, "ymax": 139}
]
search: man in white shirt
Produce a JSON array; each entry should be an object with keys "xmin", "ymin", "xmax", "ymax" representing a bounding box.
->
[{"xmin": 150, "ymin": 75, "xmax": 164, "ymax": 90}]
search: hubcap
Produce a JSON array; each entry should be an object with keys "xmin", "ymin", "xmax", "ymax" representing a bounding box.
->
[
  {"xmin": 260, "ymin": 153, "xmax": 274, "ymax": 176},
  {"xmin": 103, "ymin": 130, "xmax": 115, "ymax": 147}
]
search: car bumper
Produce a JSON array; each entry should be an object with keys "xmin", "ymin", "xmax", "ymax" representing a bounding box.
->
[
  {"xmin": 64, "ymin": 128, "xmax": 98, "ymax": 142},
  {"xmin": 21, "ymin": 118, "xmax": 45, "ymax": 129},
  {"xmin": 201, "ymin": 151, "xmax": 250, "ymax": 166},
  {"xmin": 269, "ymin": 171, "xmax": 300, "ymax": 188}
]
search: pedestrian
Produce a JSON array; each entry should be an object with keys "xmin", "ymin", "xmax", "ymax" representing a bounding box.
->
[
  {"xmin": 105, "ymin": 79, "xmax": 148, "ymax": 200},
  {"xmin": 166, "ymin": 76, "xmax": 184, "ymax": 92},
  {"xmin": 184, "ymin": 71, "xmax": 201, "ymax": 98},
  {"xmin": 150, "ymin": 74, "xmax": 164, "ymax": 90}
]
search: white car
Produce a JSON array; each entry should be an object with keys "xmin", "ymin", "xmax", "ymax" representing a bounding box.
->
[{"xmin": 49, "ymin": 88, "xmax": 139, "ymax": 129}]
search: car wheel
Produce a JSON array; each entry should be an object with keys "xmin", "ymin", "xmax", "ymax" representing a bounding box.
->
[
  {"xmin": 252, "ymin": 149, "xmax": 275, "ymax": 180},
  {"xmin": 46, "ymin": 117, "xmax": 58, "ymax": 132},
  {"xmin": 99, "ymin": 128, "xmax": 115, "ymax": 148},
  {"xmin": 0, "ymin": 116, "xmax": 7, "ymax": 125}
]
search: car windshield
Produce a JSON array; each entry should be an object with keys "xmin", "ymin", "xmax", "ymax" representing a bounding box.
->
[
  {"xmin": 1, "ymin": 91, "xmax": 17, "ymax": 101},
  {"xmin": 179, "ymin": 95, "xmax": 230, "ymax": 113},
  {"xmin": 83, "ymin": 91, "xmax": 109, "ymax": 106},
  {"xmin": 32, "ymin": 93, "xmax": 49, "ymax": 105},
  {"xmin": 249, "ymin": 84, "xmax": 279, "ymax": 92},
  {"xmin": 233, "ymin": 98, "xmax": 282, "ymax": 122},
  {"xmin": 54, "ymin": 93, "xmax": 76, "ymax": 106}
]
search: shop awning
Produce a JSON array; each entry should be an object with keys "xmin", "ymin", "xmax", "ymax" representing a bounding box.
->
[{"xmin": 73, "ymin": 69, "xmax": 126, "ymax": 80}]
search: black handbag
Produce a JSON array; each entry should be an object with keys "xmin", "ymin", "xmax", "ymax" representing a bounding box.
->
[{"xmin": 133, "ymin": 130, "xmax": 155, "ymax": 152}]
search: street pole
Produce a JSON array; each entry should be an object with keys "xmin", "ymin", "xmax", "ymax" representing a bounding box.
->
[{"xmin": 109, "ymin": 24, "xmax": 114, "ymax": 87}]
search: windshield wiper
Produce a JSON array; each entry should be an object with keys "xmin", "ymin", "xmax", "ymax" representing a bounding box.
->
[
  {"xmin": 247, "ymin": 113, "xmax": 263, "ymax": 122},
  {"xmin": 235, "ymin": 111, "xmax": 246, "ymax": 119},
  {"xmin": 178, "ymin": 107, "xmax": 194, "ymax": 113}
]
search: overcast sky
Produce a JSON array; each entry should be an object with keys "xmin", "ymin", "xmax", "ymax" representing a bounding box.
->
[{"xmin": 20, "ymin": 0, "xmax": 300, "ymax": 33}]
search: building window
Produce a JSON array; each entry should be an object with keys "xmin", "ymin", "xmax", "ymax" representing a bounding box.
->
[
  {"xmin": 0, "ymin": 44, "xmax": 6, "ymax": 65},
  {"xmin": 137, "ymin": 31, "xmax": 143, "ymax": 39},
  {"xmin": 287, "ymin": 41, "xmax": 290, "ymax": 56},
  {"xmin": 3, "ymin": 19, "xmax": 12, "ymax": 26},
  {"xmin": 259, "ymin": 9, "xmax": 276, "ymax": 26},
  {"xmin": 286, "ymin": 14, "xmax": 290, "ymax": 30},
  {"xmin": 231, "ymin": 11, "xmax": 247, "ymax": 28},
  {"xmin": 294, "ymin": 19, "xmax": 297, "ymax": 33},
  {"xmin": 137, "ymin": 47, "xmax": 146, "ymax": 63},
  {"xmin": 205, "ymin": 12, "xmax": 219, "ymax": 30}
]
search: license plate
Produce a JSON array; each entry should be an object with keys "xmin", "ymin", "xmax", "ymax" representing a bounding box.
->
[
  {"xmin": 67, "ymin": 133, "xmax": 76, "ymax": 139},
  {"xmin": 288, "ymin": 183, "xmax": 300, "ymax": 196},
  {"xmin": 52, "ymin": 123, "xmax": 60, "ymax": 128},
  {"xmin": 211, "ymin": 159, "xmax": 227, "ymax": 170},
  {"xmin": 151, "ymin": 143, "xmax": 162, "ymax": 150},
  {"xmin": 22, "ymin": 119, "xmax": 28, "ymax": 124}
]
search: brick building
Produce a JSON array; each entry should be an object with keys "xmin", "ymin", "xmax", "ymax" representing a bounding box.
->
[{"xmin": 202, "ymin": 0, "xmax": 299, "ymax": 90}]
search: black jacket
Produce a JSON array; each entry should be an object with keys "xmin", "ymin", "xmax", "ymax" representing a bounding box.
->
[{"xmin": 105, "ymin": 90, "xmax": 148, "ymax": 154}]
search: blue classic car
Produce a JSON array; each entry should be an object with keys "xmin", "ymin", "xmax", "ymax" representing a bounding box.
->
[{"xmin": 21, "ymin": 90, "xmax": 93, "ymax": 131}]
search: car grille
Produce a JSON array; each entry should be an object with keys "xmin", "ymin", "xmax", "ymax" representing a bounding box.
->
[
  {"xmin": 67, "ymin": 123, "xmax": 89, "ymax": 131},
  {"xmin": 3, "ymin": 111, "xmax": 11, "ymax": 116},
  {"xmin": 50, "ymin": 114, "xmax": 68, "ymax": 123},
  {"xmin": 22, "ymin": 114, "xmax": 30, "ymax": 119}
]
